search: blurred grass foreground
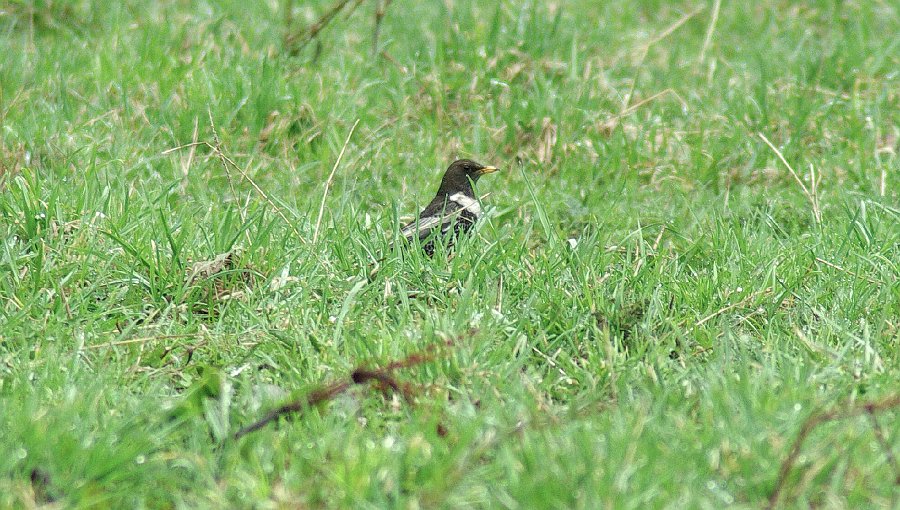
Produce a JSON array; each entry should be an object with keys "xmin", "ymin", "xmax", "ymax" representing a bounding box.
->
[{"xmin": 0, "ymin": 1, "xmax": 898, "ymax": 508}]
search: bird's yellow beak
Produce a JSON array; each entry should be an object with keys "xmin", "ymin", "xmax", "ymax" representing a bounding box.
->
[{"xmin": 478, "ymin": 166, "xmax": 498, "ymax": 175}]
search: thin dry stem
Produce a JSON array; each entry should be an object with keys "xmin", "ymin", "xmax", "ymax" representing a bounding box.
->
[
  {"xmin": 207, "ymin": 109, "xmax": 248, "ymax": 238},
  {"xmin": 814, "ymin": 257, "xmax": 880, "ymax": 285},
  {"xmin": 623, "ymin": 7, "xmax": 701, "ymax": 112},
  {"xmin": 313, "ymin": 119, "xmax": 360, "ymax": 244},
  {"xmin": 636, "ymin": 6, "xmax": 704, "ymax": 60},
  {"xmin": 85, "ymin": 333, "xmax": 212, "ymax": 350},
  {"xmin": 162, "ymin": 135, "xmax": 305, "ymax": 242},
  {"xmin": 759, "ymin": 133, "xmax": 822, "ymax": 224},
  {"xmin": 606, "ymin": 89, "xmax": 687, "ymax": 131},
  {"xmin": 695, "ymin": 287, "xmax": 771, "ymax": 327},
  {"xmin": 698, "ymin": 0, "xmax": 721, "ymax": 63}
]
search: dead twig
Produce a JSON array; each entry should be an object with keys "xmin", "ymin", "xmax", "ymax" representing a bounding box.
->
[
  {"xmin": 372, "ymin": 0, "xmax": 393, "ymax": 56},
  {"xmin": 285, "ymin": 0, "xmax": 365, "ymax": 53},
  {"xmin": 232, "ymin": 330, "xmax": 474, "ymax": 440},
  {"xmin": 767, "ymin": 394, "xmax": 900, "ymax": 509},
  {"xmin": 380, "ymin": 49, "xmax": 408, "ymax": 73},
  {"xmin": 232, "ymin": 380, "xmax": 352, "ymax": 439}
]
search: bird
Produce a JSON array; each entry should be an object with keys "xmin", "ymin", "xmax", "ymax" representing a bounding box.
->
[{"xmin": 400, "ymin": 159, "xmax": 498, "ymax": 256}]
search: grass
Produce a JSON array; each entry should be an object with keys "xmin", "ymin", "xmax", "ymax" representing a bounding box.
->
[{"xmin": 0, "ymin": 0, "xmax": 898, "ymax": 507}]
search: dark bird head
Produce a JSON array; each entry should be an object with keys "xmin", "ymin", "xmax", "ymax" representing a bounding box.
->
[{"xmin": 436, "ymin": 159, "xmax": 498, "ymax": 197}]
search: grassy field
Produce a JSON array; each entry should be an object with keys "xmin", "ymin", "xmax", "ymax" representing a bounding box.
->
[{"xmin": 1, "ymin": 0, "xmax": 898, "ymax": 507}]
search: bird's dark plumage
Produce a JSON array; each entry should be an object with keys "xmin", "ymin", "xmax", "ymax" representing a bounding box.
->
[{"xmin": 401, "ymin": 159, "xmax": 498, "ymax": 255}]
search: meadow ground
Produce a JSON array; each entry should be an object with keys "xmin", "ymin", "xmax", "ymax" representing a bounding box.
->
[{"xmin": 1, "ymin": 0, "xmax": 898, "ymax": 507}]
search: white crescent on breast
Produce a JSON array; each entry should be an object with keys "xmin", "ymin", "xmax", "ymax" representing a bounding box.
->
[{"xmin": 448, "ymin": 193, "xmax": 481, "ymax": 216}]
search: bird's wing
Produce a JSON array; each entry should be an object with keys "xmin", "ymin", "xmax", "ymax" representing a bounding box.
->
[
  {"xmin": 401, "ymin": 199, "xmax": 465, "ymax": 241},
  {"xmin": 400, "ymin": 213, "xmax": 445, "ymax": 240}
]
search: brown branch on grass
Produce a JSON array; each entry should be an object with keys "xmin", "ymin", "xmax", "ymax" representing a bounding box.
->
[
  {"xmin": 232, "ymin": 330, "xmax": 475, "ymax": 440},
  {"xmin": 232, "ymin": 380, "xmax": 352, "ymax": 439},
  {"xmin": 767, "ymin": 394, "xmax": 900, "ymax": 509},
  {"xmin": 372, "ymin": 0, "xmax": 393, "ymax": 56},
  {"xmin": 284, "ymin": 0, "xmax": 396, "ymax": 62},
  {"xmin": 380, "ymin": 49, "xmax": 408, "ymax": 73},
  {"xmin": 284, "ymin": 0, "xmax": 365, "ymax": 54}
]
